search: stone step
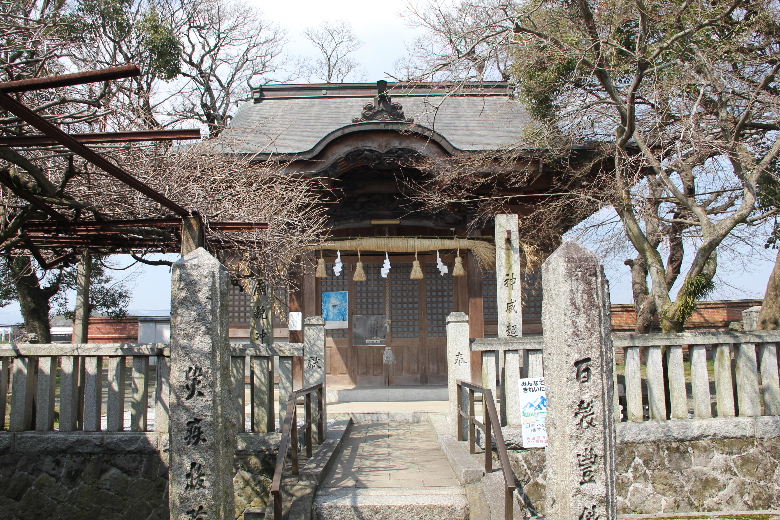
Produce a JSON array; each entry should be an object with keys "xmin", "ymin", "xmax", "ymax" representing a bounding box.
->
[
  {"xmin": 327, "ymin": 385, "xmax": 447, "ymax": 403},
  {"xmin": 313, "ymin": 486, "xmax": 469, "ymax": 520}
]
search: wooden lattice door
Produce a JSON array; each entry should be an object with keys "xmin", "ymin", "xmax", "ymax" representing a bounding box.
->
[{"xmin": 320, "ymin": 256, "xmax": 454, "ymax": 386}]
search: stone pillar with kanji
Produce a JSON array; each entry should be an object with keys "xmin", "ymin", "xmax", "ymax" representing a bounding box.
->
[
  {"xmin": 169, "ymin": 248, "xmax": 236, "ymax": 520},
  {"xmin": 495, "ymin": 214, "xmax": 524, "ymax": 425},
  {"xmin": 542, "ymin": 241, "xmax": 617, "ymax": 520}
]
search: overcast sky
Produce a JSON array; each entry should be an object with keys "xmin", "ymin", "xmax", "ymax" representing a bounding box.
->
[{"xmin": 0, "ymin": 0, "xmax": 773, "ymax": 324}]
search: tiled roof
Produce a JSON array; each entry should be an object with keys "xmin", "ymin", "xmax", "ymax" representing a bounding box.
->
[{"xmin": 214, "ymin": 83, "xmax": 531, "ymax": 156}]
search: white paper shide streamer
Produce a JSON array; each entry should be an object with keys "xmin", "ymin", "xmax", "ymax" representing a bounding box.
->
[
  {"xmin": 436, "ymin": 251, "xmax": 449, "ymax": 276},
  {"xmin": 380, "ymin": 252, "xmax": 391, "ymax": 278},
  {"xmin": 333, "ymin": 250, "xmax": 343, "ymax": 276}
]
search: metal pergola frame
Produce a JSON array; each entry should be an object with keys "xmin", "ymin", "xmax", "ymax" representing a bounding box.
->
[{"xmin": 0, "ymin": 64, "xmax": 268, "ymax": 263}]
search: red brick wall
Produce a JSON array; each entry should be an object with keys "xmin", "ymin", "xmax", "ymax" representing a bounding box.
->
[
  {"xmin": 610, "ymin": 299, "xmax": 762, "ymax": 332},
  {"xmin": 71, "ymin": 317, "xmax": 138, "ymax": 343}
]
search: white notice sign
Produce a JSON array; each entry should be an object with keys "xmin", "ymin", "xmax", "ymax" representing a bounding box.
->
[
  {"xmin": 288, "ymin": 312, "xmax": 302, "ymax": 331},
  {"xmin": 519, "ymin": 377, "xmax": 548, "ymax": 448}
]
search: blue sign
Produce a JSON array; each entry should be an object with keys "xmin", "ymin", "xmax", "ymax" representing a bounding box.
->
[{"xmin": 322, "ymin": 291, "xmax": 348, "ymax": 329}]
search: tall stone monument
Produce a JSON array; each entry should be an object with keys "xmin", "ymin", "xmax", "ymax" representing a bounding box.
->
[
  {"xmin": 542, "ymin": 242, "xmax": 616, "ymax": 520},
  {"xmin": 495, "ymin": 214, "xmax": 524, "ymax": 425},
  {"xmin": 169, "ymin": 248, "xmax": 236, "ymax": 520}
]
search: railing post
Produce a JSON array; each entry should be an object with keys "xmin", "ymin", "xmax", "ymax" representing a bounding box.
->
[
  {"xmin": 504, "ymin": 349, "xmax": 521, "ymax": 426},
  {"xmin": 278, "ymin": 356, "xmax": 293, "ymax": 430},
  {"xmin": 106, "ymin": 356, "xmax": 126, "ymax": 432},
  {"xmin": 155, "ymin": 352, "xmax": 170, "ymax": 433},
  {"xmin": 456, "ymin": 383, "xmax": 465, "ymax": 441},
  {"xmin": 59, "ymin": 356, "xmax": 80, "ymax": 431},
  {"xmin": 735, "ymin": 342, "xmax": 760, "ymax": 416},
  {"xmin": 130, "ymin": 356, "xmax": 149, "ymax": 431},
  {"xmin": 251, "ymin": 356, "xmax": 272, "ymax": 433},
  {"xmin": 446, "ymin": 312, "xmax": 470, "ymax": 439},
  {"xmin": 305, "ymin": 392, "xmax": 313, "ymax": 458},
  {"xmin": 291, "ymin": 404, "xmax": 299, "ymax": 475},
  {"xmin": 83, "ymin": 356, "xmax": 102, "ymax": 432},
  {"xmin": 317, "ymin": 385, "xmax": 325, "ymax": 443},
  {"xmin": 624, "ymin": 346, "xmax": 643, "ymax": 421},
  {"xmin": 0, "ymin": 358, "xmax": 9, "ymax": 430},
  {"xmin": 35, "ymin": 356, "xmax": 57, "ymax": 431},
  {"xmin": 691, "ymin": 345, "xmax": 712, "ymax": 418},
  {"xmin": 468, "ymin": 388, "xmax": 476, "ymax": 454},
  {"xmin": 760, "ymin": 342, "xmax": 780, "ymax": 415},
  {"xmin": 10, "ymin": 357, "xmax": 35, "ymax": 431},
  {"xmin": 667, "ymin": 345, "xmax": 687, "ymax": 419},
  {"xmin": 714, "ymin": 344, "xmax": 734, "ymax": 417},
  {"xmin": 233, "ymin": 354, "xmax": 246, "ymax": 432},
  {"xmin": 484, "ymin": 389, "xmax": 492, "ymax": 473},
  {"xmin": 646, "ymin": 345, "xmax": 666, "ymax": 420}
]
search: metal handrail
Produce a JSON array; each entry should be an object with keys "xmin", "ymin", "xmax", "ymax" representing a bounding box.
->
[
  {"xmin": 270, "ymin": 383, "xmax": 325, "ymax": 520},
  {"xmin": 456, "ymin": 380, "xmax": 516, "ymax": 520}
]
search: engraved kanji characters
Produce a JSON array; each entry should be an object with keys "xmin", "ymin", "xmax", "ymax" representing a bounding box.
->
[
  {"xmin": 578, "ymin": 505, "xmax": 600, "ymax": 520},
  {"xmin": 306, "ymin": 356, "xmax": 323, "ymax": 370},
  {"xmin": 185, "ymin": 461, "xmax": 206, "ymax": 490},
  {"xmin": 184, "ymin": 366, "xmax": 206, "ymax": 400},
  {"xmin": 574, "ymin": 399, "xmax": 596, "ymax": 429},
  {"xmin": 577, "ymin": 447, "xmax": 598, "ymax": 484},
  {"xmin": 184, "ymin": 505, "xmax": 208, "ymax": 520},
  {"xmin": 574, "ymin": 357, "xmax": 592, "ymax": 383},
  {"xmin": 184, "ymin": 417, "xmax": 207, "ymax": 446},
  {"xmin": 453, "ymin": 352, "xmax": 466, "ymax": 366}
]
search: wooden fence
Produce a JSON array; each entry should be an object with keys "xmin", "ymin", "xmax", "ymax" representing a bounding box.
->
[{"xmin": 471, "ymin": 330, "xmax": 780, "ymax": 423}]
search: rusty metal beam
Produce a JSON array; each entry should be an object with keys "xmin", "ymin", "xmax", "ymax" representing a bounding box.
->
[
  {"xmin": 22, "ymin": 218, "xmax": 268, "ymax": 231},
  {"xmin": 0, "ymin": 65, "xmax": 140, "ymax": 93},
  {"xmin": 0, "ymin": 90, "xmax": 190, "ymax": 217},
  {"xmin": 0, "ymin": 129, "xmax": 201, "ymax": 147}
]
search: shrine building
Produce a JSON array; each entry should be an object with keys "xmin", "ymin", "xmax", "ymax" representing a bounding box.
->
[{"xmin": 216, "ymin": 81, "xmax": 599, "ymax": 388}]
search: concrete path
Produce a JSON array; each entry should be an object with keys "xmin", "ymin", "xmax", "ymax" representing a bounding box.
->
[{"xmin": 314, "ymin": 422, "xmax": 468, "ymax": 520}]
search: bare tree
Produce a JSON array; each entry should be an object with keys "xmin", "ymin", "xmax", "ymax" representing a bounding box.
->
[
  {"xmin": 171, "ymin": 0, "xmax": 284, "ymax": 136},
  {"xmin": 406, "ymin": 0, "xmax": 780, "ymax": 332},
  {"xmin": 303, "ymin": 20, "xmax": 363, "ymax": 83},
  {"xmin": 400, "ymin": 0, "xmax": 514, "ymax": 81}
]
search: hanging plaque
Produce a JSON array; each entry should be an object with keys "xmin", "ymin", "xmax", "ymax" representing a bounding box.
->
[{"xmin": 353, "ymin": 315, "xmax": 387, "ymax": 346}]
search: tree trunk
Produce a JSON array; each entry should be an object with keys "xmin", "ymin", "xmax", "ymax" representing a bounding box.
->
[
  {"xmin": 758, "ymin": 247, "xmax": 780, "ymax": 330},
  {"xmin": 626, "ymin": 256, "xmax": 660, "ymax": 333},
  {"xmin": 72, "ymin": 250, "xmax": 92, "ymax": 343},
  {"xmin": 10, "ymin": 256, "xmax": 52, "ymax": 343}
]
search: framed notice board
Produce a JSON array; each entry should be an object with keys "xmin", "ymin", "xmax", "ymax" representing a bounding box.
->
[{"xmin": 353, "ymin": 314, "xmax": 387, "ymax": 346}]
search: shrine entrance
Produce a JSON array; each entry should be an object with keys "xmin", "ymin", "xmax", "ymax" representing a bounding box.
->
[{"xmin": 319, "ymin": 253, "xmax": 458, "ymax": 386}]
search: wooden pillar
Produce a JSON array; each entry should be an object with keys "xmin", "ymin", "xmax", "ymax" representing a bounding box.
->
[
  {"xmin": 180, "ymin": 214, "xmax": 204, "ymax": 256},
  {"xmin": 288, "ymin": 261, "xmax": 304, "ymax": 344},
  {"xmin": 72, "ymin": 249, "xmax": 91, "ymax": 343},
  {"xmin": 467, "ymin": 251, "xmax": 484, "ymax": 383}
]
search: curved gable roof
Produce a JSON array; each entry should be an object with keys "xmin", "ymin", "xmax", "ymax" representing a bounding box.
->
[{"xmin": 215, "ymin": 82, "xmax": 531, "ymax": 156}]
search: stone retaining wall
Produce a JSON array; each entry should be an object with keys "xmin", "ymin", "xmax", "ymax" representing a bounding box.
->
[
  {"xmin": 0, "ymin": 432, "xmax": 277, "ymax": 520},
  {"xmin": 509, "ymin": 417, "xmax": 780, "ymax": 516}
]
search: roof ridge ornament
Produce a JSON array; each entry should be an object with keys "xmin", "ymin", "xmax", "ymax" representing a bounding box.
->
[{"xmin": 353, "ymin": 80, "xmax": 414, "ymax": 123}]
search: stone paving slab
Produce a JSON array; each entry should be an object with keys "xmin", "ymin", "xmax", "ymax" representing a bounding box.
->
[{"xmin": 319, "ymin": 422, "xmax": 460, "ymax": 489}]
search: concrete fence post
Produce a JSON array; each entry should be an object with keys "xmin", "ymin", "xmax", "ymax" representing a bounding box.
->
[
  {"xmin": 169, "ymin": 247, "xmax": 236, "ymax": 520},
  {"xmin": 446, "ymin": 312, "xmax": 471, "ymax": 439},
  {"xmin": 304, "ymin": 316, "xmax": 326, "ymax": 435}
]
